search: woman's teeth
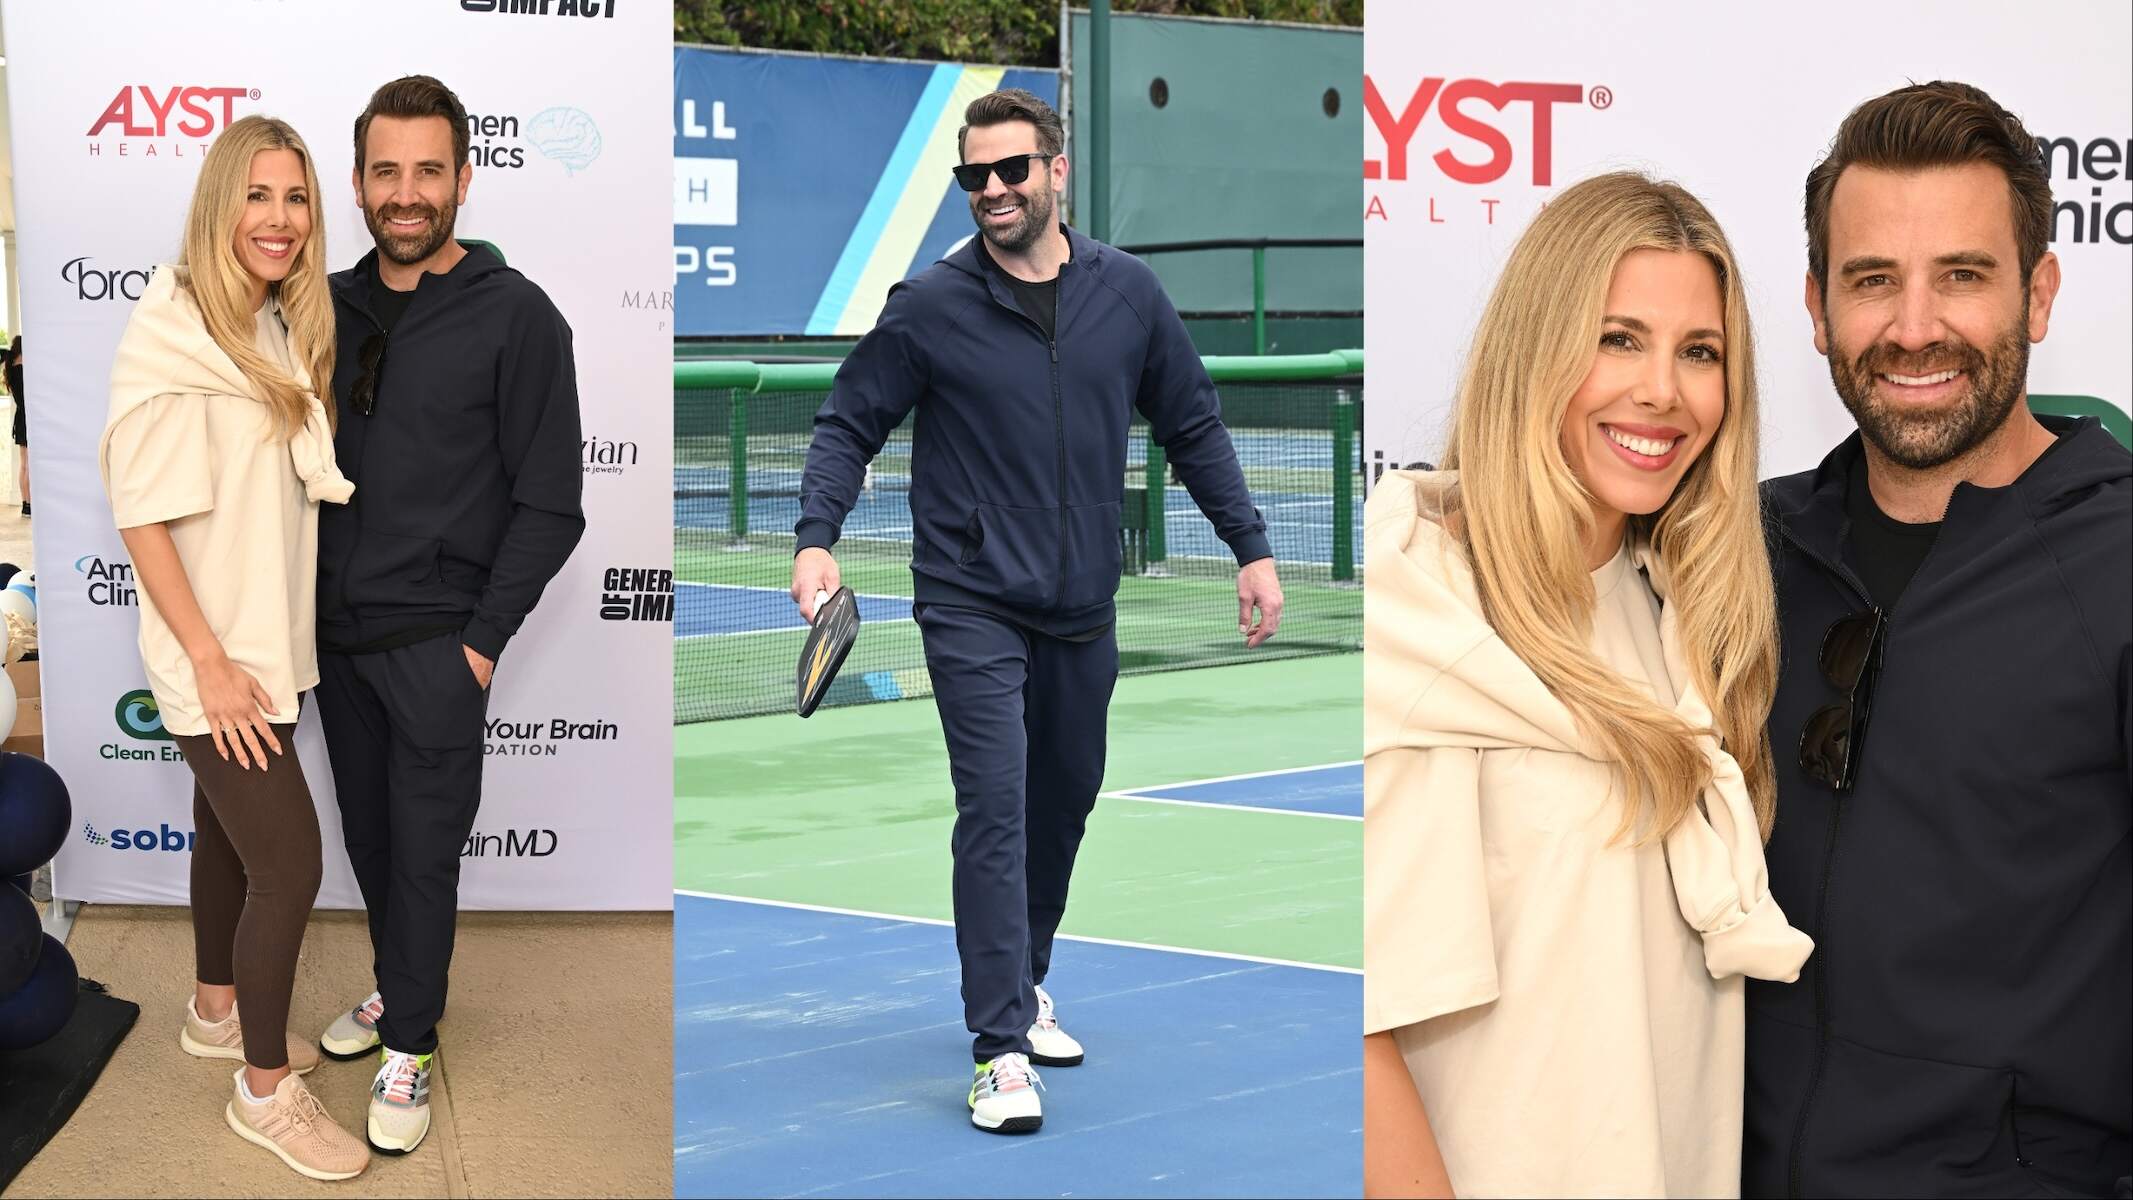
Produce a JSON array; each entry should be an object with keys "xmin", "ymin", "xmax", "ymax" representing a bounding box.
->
[{"xmin": 1604, "ymin": 426, "xmax": 1677, "ymax": 457}]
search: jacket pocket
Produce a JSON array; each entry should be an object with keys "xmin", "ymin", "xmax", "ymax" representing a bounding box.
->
[
  {"xmin": 1057, "ymin": 499, "xmax": 1124, "ymax": 612},
  {"xmin": 955, "ymin": 502, "xmax": 1058, "ymax": 610},
  {"xmin": 342, "ymin": 528, "xmax": 453, "ymax": 610}
]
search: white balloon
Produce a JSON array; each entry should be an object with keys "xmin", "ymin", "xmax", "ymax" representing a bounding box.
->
[{"xmin": 0, "ymin": 589, "xmax": 32, "ymax": 633}]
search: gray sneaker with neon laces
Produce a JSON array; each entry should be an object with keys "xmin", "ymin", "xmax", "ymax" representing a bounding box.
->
[
  {"xmin": 1026, "ymin": 984, "xmax": 1084, "ymax": 1067},
  {"xmin": 367, "ymin": 1048, "xmax": 433, "ymax": 1155},
  {"xmin": 968, "ymin": 1052, "xmax": 1043, "ymax": 1134},
  {"xmin": 320, "ymin": 992, "xmax": 383, "ymax": 1060}
]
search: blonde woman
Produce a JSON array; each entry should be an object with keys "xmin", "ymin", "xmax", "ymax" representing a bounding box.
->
[
  {"xmin": 1361, "ymin": 173, "xmax": 1814, "ymax": 1199},
  {"xmin": 100, "ymin": 115, "xmax": 366, "ymax": 1181}
]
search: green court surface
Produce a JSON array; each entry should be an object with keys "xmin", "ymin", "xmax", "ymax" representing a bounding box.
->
[{"xmin": 673, "ymin": 652, "xmax": 1360, "ymax": 968}]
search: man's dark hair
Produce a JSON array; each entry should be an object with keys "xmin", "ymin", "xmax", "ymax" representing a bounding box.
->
[
  {"xmin": 957, "ymin": 88, "xmax": 1064, "ymax": 163},
  {"xmin": 354, "ymin": 75, "xmax": 471, "ymax": 173},
  {"xmin": 1805, "ymin": 81, "xmax": 2052, "ymax": 293}
]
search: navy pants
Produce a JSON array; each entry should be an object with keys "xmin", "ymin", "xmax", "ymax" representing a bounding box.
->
[
  {"xmin": 316, "ymin": 633, "xmax": 490, "ymax": 1056},
  {"xmin": 917, "ymin": 603, "xmax": 1118, "ymax": 1062}
]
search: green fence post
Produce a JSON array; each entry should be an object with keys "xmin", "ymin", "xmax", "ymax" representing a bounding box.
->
[
  {"xmin": 727, "ymin": 388, "xmax": 749, "ymax": 549},
  {"xmin": 1332, "ymin": 387, "xmax": 1357, "ymax": 582},
  {"xmin": 1143, "ymin": 433, "xmax": 1168, "ymax": 573},
  {"xmin": 1252, "ymin": 244, "xmax": 1267, "ymax": 356}
]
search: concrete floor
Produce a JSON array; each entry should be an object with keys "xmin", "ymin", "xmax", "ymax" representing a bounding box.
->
[{"xmin": 9, "ymin": 905, "xmax": 673, "ymax": 1197}]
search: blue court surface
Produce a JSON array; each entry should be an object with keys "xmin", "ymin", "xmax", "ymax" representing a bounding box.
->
[
  {"xmin": 1106, "ymin": 762, "xmax": 1361, "ymax": 819},
  {"xmin": 677, "ymin": 582, "xmax": 916, "ymax": 638},
  {"xmin": 674, "ymin": 894, "xmax": 1360, "ymax": 1199}
]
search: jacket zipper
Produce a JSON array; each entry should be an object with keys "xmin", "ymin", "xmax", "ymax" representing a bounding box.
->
[
  {"xmin": 1775, "ymin": 509, "xmax": 1948, "ymax": 1199},
  {"xmin": 1048, "ymin": 334, "xmax": 1066, "ymax": 610},
  {"xmin": 333, "ymin": 298, "xmax": 387, "ymax": 628}
]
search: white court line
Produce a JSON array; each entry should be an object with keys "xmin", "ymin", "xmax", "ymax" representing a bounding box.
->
[
  {"xmin": 1104, "ymin": 759, "xmax": 1363, "ymax": 822},
  {"xmin": 673, "ymin": 580, "xmax": 918, "ymax": 640},
  {"xmin": 676, "ymin": 890, "xmax": 1361, "ymax": 976}
]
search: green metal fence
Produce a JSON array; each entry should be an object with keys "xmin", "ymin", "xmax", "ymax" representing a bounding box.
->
[{"xmin": 674, "ymin": 351, "xmax": 1363, "ymax": 723}]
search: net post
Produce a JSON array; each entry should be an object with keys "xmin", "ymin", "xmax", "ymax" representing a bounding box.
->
[
  {"xmin": 1143, "ymin": 432, "xmax": 1168, "ymax": 573},
  {"xmin": 1252, "ymin": 244, "xmax": 1267, "ymax": 355},
  {"xmin": 727, "ymin": 387, "xmax": 749, "ymax": 549},
  {"xmin": 1332, "ymin": 387, "xmax": 1356, "ymax": 583}
]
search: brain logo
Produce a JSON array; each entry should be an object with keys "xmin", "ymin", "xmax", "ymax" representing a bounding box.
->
[
  {"xmin": 116, "ymin": 689, "xmax": 172, "ymax": 741},
  {"xmin": 528, "ymin": 107, "xmax": 602, "ymax": 175}
]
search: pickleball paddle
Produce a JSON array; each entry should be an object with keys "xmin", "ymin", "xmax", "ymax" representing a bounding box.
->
[{"xmin": 796, "ymin": 586, "xmax": 860, "ymax": 718}]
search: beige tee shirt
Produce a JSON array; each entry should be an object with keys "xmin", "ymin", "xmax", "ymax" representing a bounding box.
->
[
  {"xmin": 1363, "ymin": 470, "xmax": 1811, "ymax": 1199},
  {"xmin": 101, "ymin": 274, "xmax": 350, "ymax": 738}
]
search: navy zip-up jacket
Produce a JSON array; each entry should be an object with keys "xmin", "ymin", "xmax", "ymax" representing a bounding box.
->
[
  {"xmin": 795, "ymin": 225, "xmax": 1272, "ymax": 636},
  {"xmin": 319, "ymin": 243, "xmax": 586, "ymax": 660},
  {"xmin": 1745, "ymin": 415, "xmax": 2131, "ymax": 1200}
]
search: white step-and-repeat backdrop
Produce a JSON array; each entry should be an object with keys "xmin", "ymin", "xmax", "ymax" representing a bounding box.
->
[
  {"xmin": 1364, "ymin": 0, "xmax": 2131, "ymax": 482},
  {"xmin": 6, "ymin": 0, "xmax": 675, "ymax": 909}
]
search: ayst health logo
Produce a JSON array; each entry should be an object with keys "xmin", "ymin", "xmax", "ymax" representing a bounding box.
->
[
  {"xmin": 86, "ymin": 85, "xmax": 260, "ymax": 158},
  {"xmin": 1363, "ymin": 75, "xmax": 1610, "ymax": 226}
]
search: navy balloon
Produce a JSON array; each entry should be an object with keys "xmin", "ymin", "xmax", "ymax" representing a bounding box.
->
[
  {"xmin": 5, "ymin": 872, "xmax": 30, "ymax": 896},
  {"xmin": 0, "ymin": 933, "xmax": 77, "ymax": 1050},
  {"xmin": 0, "ymin": 881, "xmax": 39, "ymax": 995},
  {"xmin": 0, "ymin": 752, "xmax": 72, "ymax": 877}
]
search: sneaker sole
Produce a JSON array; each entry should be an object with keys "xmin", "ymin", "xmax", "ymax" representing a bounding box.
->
[
  {"xmin": 969, "ymin": 1111, "xmax": 1043, "ymax": 1135},
  {"xmin": 224, "ymin": 1102, "xmax": 366, "ymax": 1181},
  {"xmin": 180, "ymin": 1029, "xmax": 317, "ymax": 1075},
  {"xmin": 318, "ymin": 1032, "xmax": 380, "ymax": 1061},
  {"xmin": 367, "ymin": 1111, "xmax": 430, "ymax": 1156},
  {"xmin": 1027, "ymin": 1050, "xmax": 1082, "ymax": 1067}
]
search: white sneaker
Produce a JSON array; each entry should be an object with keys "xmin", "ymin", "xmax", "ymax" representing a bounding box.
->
[
  {"xmin": 1027, "ymin": 984, "xmax": 1084, "ymax": 1067},
  {"xmin": 320, "ymin": 992, "xmax": 383, "ymax": 1061},
  {"xmin": 366, "ymin": 1049, "xmax": 433, "ymax": 1155},
  {"xmin": 967, "ymin": 1052, "xmax": 1043, "ymax": 1134}
]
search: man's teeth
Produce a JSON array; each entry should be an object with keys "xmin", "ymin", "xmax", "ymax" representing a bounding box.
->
[
  {"xmin": 988, "ymin": 205, "xmax": 1017, "ymax": 216},
  {"xmin": 1605, "ymin": 427, "xmax": 1676, "ymax": 457},
  {"xmin": 1881, "ymin": 369, "xmax": 1960, "ymax": 386}
]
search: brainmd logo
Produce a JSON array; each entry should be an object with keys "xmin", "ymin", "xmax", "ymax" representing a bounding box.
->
[
  {"xmin": 87, "ymin": 85, "xmax": 259, "ymax": 157},
  {"xmin": 1363, "ymin": 76, "xmax": 1605, "ymax": 225},
  {"xmin": 462, "ymin": 828, "xmax": 560, "ymax": 858},
  {"xmin": 84, "ymin": 821, "xmax": 198, "ymax": 853},
  {"xmin": 105, "ymin": 690, "xmax": 185, "ymax": 763}
]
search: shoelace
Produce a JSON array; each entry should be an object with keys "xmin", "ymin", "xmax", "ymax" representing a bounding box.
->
[
  {"xmin": 378, "ymin": 1054, "xmax": 424, "ymax": 1105},
  {"xmin": 987, "ymin": 1056, "xmax": 1042, "ymax": 1095},
  {"xmin": 355, "ymin": 993, "xmax": 384, "ymax": 1025},
  {"xmin": 1033, "ymin": 991, "xmax": 1057, "ymax": 1031}
]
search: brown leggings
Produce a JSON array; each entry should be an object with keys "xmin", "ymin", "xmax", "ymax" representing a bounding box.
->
[{"xmin": 175, "ymin": 725, "xmax": 322, "ymax": 1070}]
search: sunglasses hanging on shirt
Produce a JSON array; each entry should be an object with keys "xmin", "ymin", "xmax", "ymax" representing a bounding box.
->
[
  {"xmin": 1798, "ymin": 606, "xmax": 1888, "ymax": 792},
  {"xmin": 351, "ymin": 333, "xmax": 388, "ymax": 417}
]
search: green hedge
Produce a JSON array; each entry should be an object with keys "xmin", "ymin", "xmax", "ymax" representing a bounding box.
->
[{"xmin": 674, "ymin": 1, "xmax": 1360, "ymax": 67}]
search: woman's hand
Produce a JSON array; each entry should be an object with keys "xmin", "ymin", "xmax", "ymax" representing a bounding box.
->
[{"xmin": 192, "ymin": 651, "xmax": 283, "ymax": 770}]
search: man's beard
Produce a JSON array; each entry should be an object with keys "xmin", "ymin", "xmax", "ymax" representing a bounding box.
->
[
  {"xmin": 970, "ymin": 177, "xmax": 1053, "ymax": 255},
  {"xmin": 365, "ymin": 197, "xmax": 458, "ymax": 266},
  {"xmin": 1827, "ymin": 306, "xmax": 2031, "ymax": 470}
]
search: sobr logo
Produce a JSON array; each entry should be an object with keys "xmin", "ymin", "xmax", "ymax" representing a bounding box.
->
[
  {"xmin": 1363, "ymin": 77, "xmax": 1592, "ymax": 186},
  {"xmin": 116, "ymin": 689, "xmax": 173, "ymax": 742},
  {"xmin": 88, "ymin": 86, "xmax": 258, "ymax": 139}
]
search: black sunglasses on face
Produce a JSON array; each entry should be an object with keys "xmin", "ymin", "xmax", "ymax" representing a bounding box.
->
[
  {"xmin": 952, "ymin": 153, "xmax": 1054, "ymax": 193},
  {"xmin": 1798, "ymin": 606, "xmax": 1888, "ymax": 792},
  {"xmin": 352, "ymin": 333, "xmax": 388, "ymax": 417}
]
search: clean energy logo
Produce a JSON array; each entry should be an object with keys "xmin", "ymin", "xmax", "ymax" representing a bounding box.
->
[
  {"xmin": 598, "ymin": 567, "xmax": 673, "ymax": 621},
  {"xmin": 76, "ymin": 554, "xmax": 138, "ymax": 608},
  {"xmin": 116, "ymin": 690, "xmax": 171, "ymax": 741},
  {"xmin": 105, "ymin": 690, "xmax": 184, "ymax": 763},
  {"xmin": 63, "ymin": 258, "xmax": 157, "ymax": 302},
  {"xmin": 83, "ymin": 822, "xmax": 197, "ymax": 852},
  {"xmin": 485, "ymin": 717, "xmax": 621, "ymax": 757}
]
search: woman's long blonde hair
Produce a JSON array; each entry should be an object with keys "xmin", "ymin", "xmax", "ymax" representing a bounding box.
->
[
  {"xmin": 174, "ymin": 115, "xmax": 334, "ymax": 439},
  {"xmin": 1440, "ymin": 171, "xmax": 1779, "ymax": 843}
]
